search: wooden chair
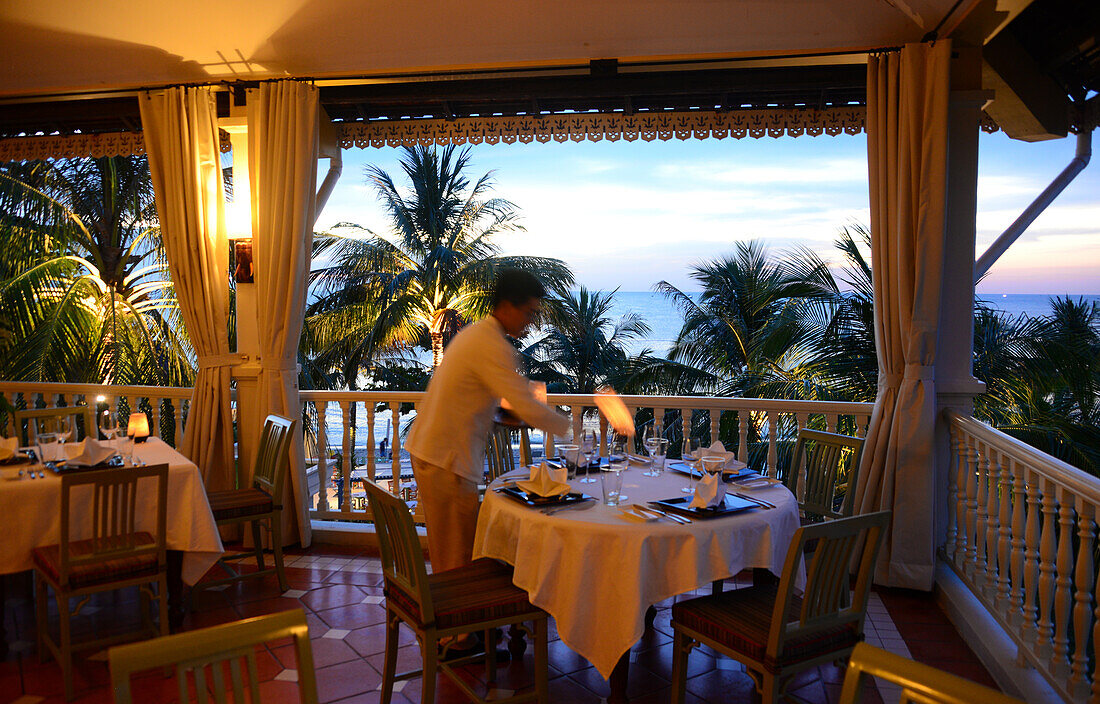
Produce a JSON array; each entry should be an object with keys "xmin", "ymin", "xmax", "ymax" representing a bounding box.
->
[
  {"xmin": 33, "ymin": 464, "xmax": 169, "ymax": 701},
  {"xmin": 109, "ymin": 608, "xmax": 319, "ymax": 704},
  {"xmin": 364, "ymin": 479, "xmax": 549, "ymax": 704},
  {"xmin": 670, "ymin": 510, "xmax": 891, "ymax": 704},
  {"xmin": 199, "ymin": 414, "xmax": 295, "ymax": 594},
  {"xmin": 837, "ymin": 642, "xmax": 1023, "ymax": 704},
  {"xmin": 14, "ymin": 405, "xmax": 96, "ymax": 446},
  {"xmin": 784, "ymin": 428, "xmax": 865, "ymax": 523},
  {"xmin": 486, "ymin": 426, "xmax": 518, "ymax": 482}
]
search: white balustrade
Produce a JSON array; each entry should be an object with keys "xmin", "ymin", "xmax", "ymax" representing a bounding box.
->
[{"xmin": 944, "ymin": 409, "xmax": 1100, "ymax": 703}]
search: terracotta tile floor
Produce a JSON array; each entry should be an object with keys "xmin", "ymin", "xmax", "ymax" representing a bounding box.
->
[{"xmin": 0, "ymin": 545, "xmax": 1001, "ymax": 704}]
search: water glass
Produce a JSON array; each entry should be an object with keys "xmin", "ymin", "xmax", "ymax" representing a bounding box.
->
[
  {"xmin": 36, "ymin": 431, "xmax": 59, "ymax": 464},
  {"xmin": 682, "ymin": 438, "xmax": 702, "ymax": 494},
  {"xmin": 558, "ymin": 444, "xmax": 580, "ymax": 481},
  {"xmin": 579, "ymin": 430, "xmax": 598, "ymax": 484},
  {"xmin": 601, "ymin": 464, "xmax": 625, "ymax": 506},
  {"xmin": 608, "ymin": 449, "xmax": 628, "ymax": 502},
  {"xmin": 117, "ymin": 435, "xmax": 136, "ymax": 465},
  {"xmin": 701, "ymin": 456, "xmax": 725, "ymax": 478}
]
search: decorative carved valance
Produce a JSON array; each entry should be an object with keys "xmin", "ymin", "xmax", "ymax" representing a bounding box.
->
[{"xmin": 3, "ymin": 107, "xmax": 1011, "ymax": 162}]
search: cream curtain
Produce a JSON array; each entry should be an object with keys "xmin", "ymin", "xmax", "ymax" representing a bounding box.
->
[
  {"xmin": 139, "ymin": 87, "xmax": 235, "ymax": 491},
  {"xmin": 854, "ymin": 41, "xmax": 952, "ymax": 590},
  {"xmin": 247, "ymin": 81, "xmax": 319, "ymax": 547}
]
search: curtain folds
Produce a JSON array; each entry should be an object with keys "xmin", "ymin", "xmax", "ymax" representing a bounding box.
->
[
  {"xmin": 139, "ymin": 87, "xmax": 235, "ymax": 491},
  {"xmin": 854, "ymin": 41, "xmax": 952, "ymax": 590},
  {"xmin": 247, "ymin": 81, "xmax": 319, "ymax": 547}
]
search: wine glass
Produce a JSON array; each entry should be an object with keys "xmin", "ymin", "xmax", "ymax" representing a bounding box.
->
[
  {"xmin": 642, "ymin": 427, "xmax": 667, "ymax": 477},
  {"xmin": 99, "ymin": 410, "xmax": 119, "ymax": 450},
  {"xmin": 579, "ymin": 430, "xmax": 598, "ymax": 484},
  {"xmin": 682, "ymin": 437, "xmax": 702, "ymax": 494},
  {"xmin": 55, "ymin": 416, "xmax": 72, "ymax": 445},
  {"xmin": 608, "ymin": 438, "xmax": 628, "ymax": 502}
]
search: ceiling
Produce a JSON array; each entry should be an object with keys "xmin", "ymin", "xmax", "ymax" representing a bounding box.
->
[{"xmin": 2, "ymin": 0, "xmax": 1095, "ymax": 141}]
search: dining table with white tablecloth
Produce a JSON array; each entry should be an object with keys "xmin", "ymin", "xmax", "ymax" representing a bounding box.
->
[
  {"xmin": 0, "ymin": 437, "xmax": 224, "ymax": 585},
  {"xmin": 472, "ymin": 463, "xmax": 803, "ymax": 680}
]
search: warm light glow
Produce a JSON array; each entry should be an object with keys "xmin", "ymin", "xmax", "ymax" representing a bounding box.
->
[
  {"xmin": 595, "ymin": 387, "xmax": 635, "ymax": 436},
  {"xmin": 226, "ymin": 199, "xmax": 252, "ymax": 240},
  {"xmin": 127, "ymin": 412, "xmax": 150, "ymax": 438}
]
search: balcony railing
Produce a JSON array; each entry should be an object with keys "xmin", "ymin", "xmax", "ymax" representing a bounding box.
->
[{"xmin": 944, "ymin": 409, "xmax": 1100, "ymax": 703}]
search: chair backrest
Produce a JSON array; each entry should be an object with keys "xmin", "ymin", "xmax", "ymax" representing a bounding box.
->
[
  {"xmin": 787, "ymin": 428, "xmax": 865, "ymax": 521},
  {"xmin": 838, "ymin": 642, "xmax": 1023, "ymax": 704},
  {"xmin": 60, "ymin": 464, "xmax": 169, "ymax": 588},
  {"xmin": 363, "ymin": 479, "xmax": 435, "ymax": 625},
  {"xmin": 253, "ymin": 415, "xmax": 296, "ymax": 504},
  {"xmin": 486, "ymin": 426, "xmax": 517, "ymax": 481},
  {"xmin": 109, "ymin": 608, "xmax": 319, "ymax": 704},
  {"xmin": 14, "ymin": 405, "xmax": 96, "ymax": 446},
  {"xmin": 767, "ymin": 510, "xmax": 891, "ymax": 662}
]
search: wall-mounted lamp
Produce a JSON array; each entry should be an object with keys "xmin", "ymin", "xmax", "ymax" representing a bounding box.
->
[
  {"xmin": 221, "ymin": 114, "xmax": 254, "ymax": 284},
  {"xmin": 127, "ymin": 412, "xmax": 150, "ymax": 443}
]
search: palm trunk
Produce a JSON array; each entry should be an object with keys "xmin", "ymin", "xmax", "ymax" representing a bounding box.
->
[{"xmin": 431, "ymin": 331, "xmax": 445, "ymax": 368}]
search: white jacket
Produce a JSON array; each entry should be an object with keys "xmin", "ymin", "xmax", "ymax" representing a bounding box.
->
[{"xmin": 404, "ymin": 316, "xmax": 570, "ymax": 482}]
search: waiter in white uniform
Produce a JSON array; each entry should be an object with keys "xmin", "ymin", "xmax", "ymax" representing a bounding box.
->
[{"xmin": 405, "ymin": 269, "xmax": 570, "ymax": 575}]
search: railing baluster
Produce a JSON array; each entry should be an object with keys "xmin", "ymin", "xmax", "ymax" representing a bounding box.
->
[
  {"xmin": 984, "ymin": 446, "xmax": 1000, "ymax": 597},
  {"xmin": 1053, "ymin": 486, "xmax": 1075, "ymax": 676},
  {"xmin": 174, "ymin": 398, "xmax": 185, "ymax": 447},
  {"xmin": 944, "ymin": 424, "xmax": 960, "ymax": 561},
  {"xmin": 766, "ymin": 410, "xmax": 777, "ymax": 476},
  {"xmin": 1010, "ymin": 457, "xmax": 1027, "ymax": 627},
  {"xmin": 825, "ymin": 413, "xmax": 837, "ymax": 433},
  {"xmin": 1037, "ymin": 477, "xmax": 1058, "ymax": 659},
  {"xmin": 1070, "ymin": 498, "xmax": 1095, "ymax": 698},
  {"xmin": 737, "ymin": 411, "xmax": 749, "ymax": 464},
  {"xmin": 709, "ymin": 409, "xmax": 720, "ymax": 446},
  {"xmin": 996, "ymin": 447, "xmax": 1012, "ymax": 610},
  {"xmin": 654, "ymin": 407, "xmax": 666, "ymax": 439},
  {"xmin": 795, "ymin": 412, "xmax": 809, "ymax": 502},
  {"xmin": 151, "ymin": 397, "xmax": 164, "ymax": 438},
  {"xmin": 366, "ymin": 403, "xmax": 376, "ymax": 484},
  {"xmin": 1023, "ymin": 465, "xmax": 1042, "ymax": 647},
  {"xmin": 964, "ymin": 434, "xmax": 980, "ymax": 577},
  {"xmin": 389, "ymin": 402, "xmax": 402, "ymax": 496},
  {"xmin": 315, "ymin": 401, "xmax": 328, "ymax": 515},
  {"xmin": 975, "ymin": 440, "xmax": 990, "ymax": 590}
]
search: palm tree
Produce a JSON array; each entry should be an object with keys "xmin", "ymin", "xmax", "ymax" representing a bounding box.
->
[
  {"xmin": 0, "ymin": 157, "xmax": 191, "ymax": 386},
  {"xmin": 307, "ymin": 145, "xmax": 573, "ymax": 377},
  {"xmin": 523, "ymin": 287, "xmax": 651, "ymax": 394}
]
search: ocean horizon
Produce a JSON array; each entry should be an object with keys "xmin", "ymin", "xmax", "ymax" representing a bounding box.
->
[{"xmin": 324, "ymin": 291, "xmax": 1098, "ymax": 450}]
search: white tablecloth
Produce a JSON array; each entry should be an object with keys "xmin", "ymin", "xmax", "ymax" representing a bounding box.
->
[
  {"xmin": 473, "ymin": 465, "xmax": 802, "ymax": 678},
  {"xmin": 0, "ymin": 438, "xmax": 224, "ymax": 585}
]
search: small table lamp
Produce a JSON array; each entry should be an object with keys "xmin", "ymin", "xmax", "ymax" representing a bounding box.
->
[{"xmin": 127, "ymin": 412, "xmax": 150, "ymax": 443}]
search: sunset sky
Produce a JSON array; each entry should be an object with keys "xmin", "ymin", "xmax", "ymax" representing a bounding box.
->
[{"xmin": 316, "ymin": 129, "xmax": 1100, "ymax": 294}]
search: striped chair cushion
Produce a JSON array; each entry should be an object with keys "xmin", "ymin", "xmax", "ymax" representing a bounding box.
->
[
  {"xmin": 385, "ymin": 558, "xmax": 541, "ymax": 629},
  {"xmin": 672, "ymin": 584, "xmax": 861, "ymax": 672},
  {"xmin": 208, "ymin": 488, "xmax": 274, "ymax": 520},
  {"xmin": 33, "ymin": 533, "xmax": 158, "ymax": 589}
]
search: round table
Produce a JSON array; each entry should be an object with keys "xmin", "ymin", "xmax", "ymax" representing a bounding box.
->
[{"xmin": 472, "ymin": 463, "xmax": 802, "ymax": 686}]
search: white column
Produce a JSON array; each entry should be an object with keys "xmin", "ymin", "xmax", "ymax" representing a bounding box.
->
[{"xmin": 934, "ymin": 43, "xmax": 989, "ymax": 549}]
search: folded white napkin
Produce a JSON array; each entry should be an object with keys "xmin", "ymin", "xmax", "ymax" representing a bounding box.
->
[
  {"xmin": 0, "ymin": 436, "xmax": 17, "ymax": 461},
  {"xmin": 516, "ymin": 462, "xmax": 571, "ymax": 497},
  {"xmin": 702, "ymin": 442, "xmax": 748, "ymax": 472},
  {"xmin": 690, "ymin": 470, "xmax": 727, "ymax": 509},
  {"xmin": 63, "ymin": 437, "xmax": 117, "ymax": 466}
]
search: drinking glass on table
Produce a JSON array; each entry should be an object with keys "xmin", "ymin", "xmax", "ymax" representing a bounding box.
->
[
  {"xmin": 558, "ymin": 444, "xmax": 581, "ymax": 481},
  {"xmin": 602, "ymin": 453, "xmax": 627, "ymax": 506},
  {"xmin": 682, "ymin": 437, "xmax": 702, "ymax": 494},
  {"xmin": 608, "ymin": 439, "xmax": 628, "ymax": 502},
  {"xmin": 701, "ymin": 456, "xmax": 725, "ymax": 478},
  {"xmin": 54, "ymin": 416, "xmax": 72, "ymax": 445},
  {"xmin": 579, "ymin": 430, "xmax": 598, "ymax": 484},
  {"xmin": 99, "ymin": 410, "xmax": 120, "ymax": 450},
  {"xmin": 35, "ymin": 430, "xmax": 59, "ymax": 464},
  {"xmin": 643, "ymin": 431, "xmax": 668, "ymax": 478}
]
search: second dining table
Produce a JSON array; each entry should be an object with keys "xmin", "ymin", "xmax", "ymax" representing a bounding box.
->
[{"xmin": 472, "ymin": 460, "xmax": 802, "ymax": 701}]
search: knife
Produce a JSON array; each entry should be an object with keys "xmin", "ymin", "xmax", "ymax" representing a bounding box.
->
[
  {"xmin": 733, "ymin": 492, "xmax": 775, "ymax": 509},
  {"xmin": 643, "ymin": 504, "xmax": 692, "ymax": 524}
]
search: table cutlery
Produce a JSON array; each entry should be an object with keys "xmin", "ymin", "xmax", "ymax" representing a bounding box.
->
[
  {"xmin": 643, "ymin": 504, "xmax": 692, "ymax": 524},
  {"xmin": 733, "ymin": 492, "xmax": 775, "ymax": 509}
]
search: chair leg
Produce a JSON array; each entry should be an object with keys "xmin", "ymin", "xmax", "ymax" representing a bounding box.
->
[
  {"xmin": 760, "ymin": 673, "xmax": 780, "ymax": 704},
  {"xmin": 157, "ymin": 576, "xmax": 170, "ymax": 637},
  {"xmin": 251, "ymin": 519, "xmax": 266, "ymax": 572},
  {"xmin": 380, "ymin": 612, "xmax": 399, "ymax": 704},
  {"xmin": 670, "ymin": 630, "xmax": 691, "ymax": 704},
  {"xmin": 34, "ymin": 573, "xmax": 48, "ymax": 663},
  {"xmin": 421, "ymin": 632, "xmax": 438, "ymax": 704},
  {"xmin": 57, "ymin": 591, "xmax": 73, "ymax": 701},
  {"xmin": 534, "ymin": 616, "xmax": 549, "ymax": 704},
  {"xmin": 270, "ymin": 514, "xmax": 288, "ymax": 593},
  {"xmin": 484, "ymin": 628, "xmax": 497, "ymax": 683}
]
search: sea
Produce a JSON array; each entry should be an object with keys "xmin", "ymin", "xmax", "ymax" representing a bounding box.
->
[{"xmin": 321, "ymin": 291, "xmax": 1099, "ymax": 453}]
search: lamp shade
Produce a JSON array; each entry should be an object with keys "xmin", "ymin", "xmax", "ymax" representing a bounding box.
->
[{"xmin": 127, "ymin": 412, "xmax": 150, "ymax": 442}]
